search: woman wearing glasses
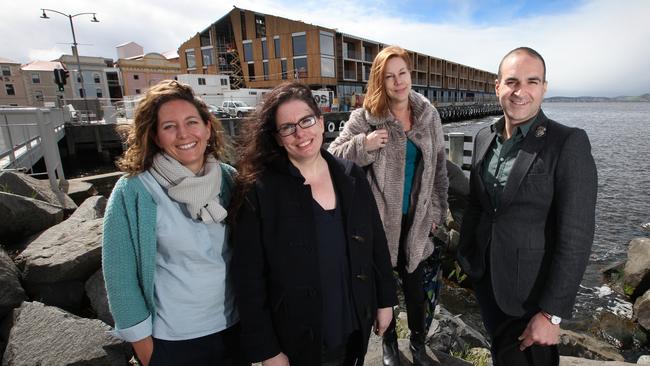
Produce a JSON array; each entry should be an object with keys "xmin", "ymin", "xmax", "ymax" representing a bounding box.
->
[{"xmin": 229, "ymin": 82, "xmax": 397, "ymax": 366}]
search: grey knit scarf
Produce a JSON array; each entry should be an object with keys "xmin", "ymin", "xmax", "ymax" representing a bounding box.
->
[{"xmin": 149, "ymin": 153, "xmax": 227, "ymax": 223}]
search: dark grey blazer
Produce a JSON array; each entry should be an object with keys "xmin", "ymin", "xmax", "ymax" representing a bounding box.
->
[{"xmin": 457, "ymin": 110, "xmax": 597, "ymax": 319}]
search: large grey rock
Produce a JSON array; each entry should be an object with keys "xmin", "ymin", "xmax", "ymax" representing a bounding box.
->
[
  {"xmin": 0, "ymin": 192, "xmax": 63, "ymax": 240},
  {"xmin": 1, "ymin": 301, "xmax": 129, "ymax": 366},
  {"xmin": 0, "ymin": 249, "xmax": 26, "ymax": 319},
  {"xmin": 428, "ymin": 306, "xmax": 490, "ymax": 354},
  {"xmin": 0, "ymin": 171, "xmax": 76, "ymax": 212},
  {"xmin": 623, "ymin": 238, "xmax": 650, "ymax": 297},
  {"xmin": 560, "ymin": 356, "xmax": 637, "ymax": 365},
  {"xmin": 633, "ymin": 290, "xmax": 650, "ymax": 331},
  {"xmin": 85, "ymin": 269, "xmax": 113, "ymax": 326},
  {"xmin": 559, "ymin": 329, "xmax": 624, "ymax": 361},
  {"xmin": 591, "ymin": 311, "xmax": 648, "ymax": 350},
  {"xmin": 14, "ymin": 197, "xmax": 106, "ymax": 310}
]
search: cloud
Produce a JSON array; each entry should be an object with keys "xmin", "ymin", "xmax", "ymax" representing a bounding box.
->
[{"xmin": 3, "ymin": 0, "xmax": 648, "ymax": 96}]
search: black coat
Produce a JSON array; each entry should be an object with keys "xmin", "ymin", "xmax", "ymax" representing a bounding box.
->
[
  {"xmin": 232, "ymin": 150, "xmax": 397, "ymax": 365},
  {"xmin": 457, "ymin": 111, "xmax": 597, "ymax": 319}
]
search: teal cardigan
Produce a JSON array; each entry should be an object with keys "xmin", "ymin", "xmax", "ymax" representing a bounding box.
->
[{"xmin": 102, "ymin": 163, "xmax": 235, "ymax": 335}]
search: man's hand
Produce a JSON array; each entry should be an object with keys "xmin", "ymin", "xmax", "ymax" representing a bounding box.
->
[
  {"xmin": 374, "ymin": 307, "xmax": 393, "ymax": 336},
  {"xmin": 131, "ymin": 337, "xmax": 154, "ymax": 366},
  {"xmin": 262, "ymin": 352, "xmax": 290, "ymax": 366},
  {"xmin": 518, "ymin": 312, "xmax": 560, "ymax": 351}
]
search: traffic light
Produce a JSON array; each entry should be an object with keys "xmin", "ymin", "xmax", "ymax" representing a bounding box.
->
[{"xmin": 53, "ymin": 68, "xmax": 68, "ymax": 92}]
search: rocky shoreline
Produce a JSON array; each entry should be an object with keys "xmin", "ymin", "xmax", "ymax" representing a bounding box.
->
[{"xmin": 0, "ymin": 170, "xmax": 648, "ymax": 365}]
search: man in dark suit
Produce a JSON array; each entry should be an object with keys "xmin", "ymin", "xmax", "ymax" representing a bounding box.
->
[{"xmin": 457, "ymin": 47, "xmax": 597, "ymax": 364}]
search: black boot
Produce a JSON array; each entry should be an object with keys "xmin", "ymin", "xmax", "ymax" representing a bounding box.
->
[
  {"xmin": 382, "ymin": 316, "xmax": 400, "ymax": 366},
  {"xmin": 410, "ymin": 330, "xmax": 435, "ymax": 366}
]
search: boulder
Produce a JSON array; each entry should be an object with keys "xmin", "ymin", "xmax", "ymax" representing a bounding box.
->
[
  {"xmin": 1, "ymin": 301, "xmax": 129, "ymax": 365},
  {"xmin": 623, "ymin": 238, "xmax": 650, "ymax": 299},
  {"xmin": 633, "ymin": 290, "xmax": 650, "ymax": 331},
  {"xmin": 559, "ymin": 329, "xmax": 624, "ymax": 361},
  {"xmin": 66, "ymin": 180, "xmax": 98, "ymax": 206},
  {"xmin": 591, "ymin": 311, "xmax": 648, "ymax": 350},
  {"xmin": 14, "ymin": 196, "xmax": 106, "ymax": 310},
  {"xmin": 0, "ymin": 192, "xmax": 63, "ymax": 241},
  {"xmin": 85, "ymin": 269, "xmax": 113, "ymax": 326},
  {"xmin": 637, "ymin": 355, "xmax": 650, "ymax": 365},
  {"xmin": 559, "ymin": 356, "xmax": 637, "ymax": 365},
  {"xmin": 0, "ymin": 171, "xmax": 76, "ymax": 212},
  {"xmin": 428, "ymin": 306, "xmax": 490, "ymax": 355},
  {"xmin": 364, "ymin": 332, "xmax": 472, "ymax": 365},
  {"xmin": 0, "ymin": 248, "xmax": 26, "ymax": 319}
]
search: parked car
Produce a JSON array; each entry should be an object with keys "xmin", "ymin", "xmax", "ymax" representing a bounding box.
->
[
  {"xmin": 208, "ymin": 104, "xmax": 230, "ymax": 119},
  {"xmin": 221, "ymin": 100, "xmax": 255, "ymax": 118}
]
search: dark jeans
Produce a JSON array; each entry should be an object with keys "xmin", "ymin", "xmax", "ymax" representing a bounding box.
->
[
  {"xmin": 396, "ymin": 216, "xmax": 427, "ymax": 334},
  {"xmin": 148, "ymin": 323, "xmax": 248, "ymax": 366},
  {"xmin": 321, "ymin": 331, "xmax": 363, "ymax": 366}
]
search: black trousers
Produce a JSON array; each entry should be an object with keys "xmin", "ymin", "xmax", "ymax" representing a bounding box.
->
[
  {"xmin": 320, "ymin": 331, "xmax": 363, "ymax": 366},
  {"xmin": 396, "ymin": 216, "xmax": 427, "ymax": 334},
  {"xmin": 148, "ymin": 323, "xmax": 249, "ymax": 366}
]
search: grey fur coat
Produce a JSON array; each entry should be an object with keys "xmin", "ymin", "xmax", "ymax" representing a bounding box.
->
[{"xmin": 328, "ymin": 91, "xmax": 449, "ymax": 273}]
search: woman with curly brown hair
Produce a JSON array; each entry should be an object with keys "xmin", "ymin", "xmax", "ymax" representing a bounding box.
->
[
  {"xmin": 229, "ymin": 81, "xmax": 397, "ymax": 366},
  {"xmin": 102, "ymin": 80, "xmax": 246, "ymax": 366}
]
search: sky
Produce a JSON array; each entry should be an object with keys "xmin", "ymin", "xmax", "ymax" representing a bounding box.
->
[{"xmin": 2, "ymin": 0, "xmax": 649, "ymax": 97}]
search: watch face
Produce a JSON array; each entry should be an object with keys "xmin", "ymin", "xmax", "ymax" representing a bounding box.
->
[{"xmin": 551, "ymin": 315, "xmax": 562, "ymax": 325}]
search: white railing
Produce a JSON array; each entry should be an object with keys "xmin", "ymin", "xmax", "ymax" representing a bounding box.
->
[{"xmin": 1, "ymin": 107, "xmax": 68, "ymax": 199}]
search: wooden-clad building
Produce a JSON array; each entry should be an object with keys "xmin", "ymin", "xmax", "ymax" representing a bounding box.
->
[{"xmin": 178, "ymin": 7, "xmax": 498, "ymax": 107}]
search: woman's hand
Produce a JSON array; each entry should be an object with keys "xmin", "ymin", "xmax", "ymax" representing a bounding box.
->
[
  {"xmin": 365, "ymin": 129, "xmax": 389, "ymax": 152},
  {"xmin": 374, "ymin": 307, "xmax": 394, "ymax": 336},
  {"xmin": 131, "ymin": 337, "xmax": 154, "ymax": 366},
  {"xmin": 262, "ymin": 352, "xmax": 290, "ymax": 366}
]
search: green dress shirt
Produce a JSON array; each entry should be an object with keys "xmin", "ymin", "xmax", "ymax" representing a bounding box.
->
[{"xmin": 481, "ymin": 117, "xmax": 535, "ymax": 209}]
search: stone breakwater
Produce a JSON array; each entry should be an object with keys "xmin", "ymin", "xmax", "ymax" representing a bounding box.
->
[{"xmin": 0, "ymin": 169, "xmax": 648, "ymax": 365}]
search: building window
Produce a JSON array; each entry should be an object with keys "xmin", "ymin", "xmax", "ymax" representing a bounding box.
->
[
  {"xmin": 185, "ymin": 50, "xmax": 196, "ymax": 68},
  {"xmin": 200, "ymin": 31, "xmax": 211, "ymax": 47},
  {"xmin": 198, "ymin": 77, "xmax": 206, "ymax": 85},
  {"xmin": 255, "ymin": 14, "xmax": 266, "ymax": 38},
  {"xmin": 220, "ymin": 78, "xmax": 228, "ymax": 86},
  {"xmin": 1, "ymin": 66, "xmax": 10, "ymax": 76},
  {"xmin": 240, "ymin": 11, "xmax": 247, "ymax": 39},
  {"xmin": 261, "ymin": 38, "xmax": 268, "ymax": 60},
  {"xmin": 321, "ymin": 57, "xmax": 335, "ymax": 78},
  {"xmin": 96, "ymin": 88, "xmax": 103, "ymax": 98},
  {"xmin": 263, "ymin": 61, "xmax": 269, "ymax": 81},
  {"xmin": 292, "ymin": 33, "xmax": 306, "ymax": 56},
  {"xmin": 293, "ymin": 57, "xmax": 307, "ymax": 79},
  {"xmin": 133, "ymin": 74, "xmax": 139, "ymax": 80},
  {"xmin": 247, "ymin": 63, "xmax": 255, "ymax": 81},
  {"xmin": 281, "ymin": 59, "xmax": 287, "ymax": 80},
  {"xmin": 32, "ymin": 73, "xmax": 41, "ymax": 84},
  {"xmin": 35, "ymin": 90, "xmax": 43, "ymax": 101},
  {"xmin": 79, "ymin": 88, "xmax": 85, "ymax": 98},
  {"xmin": 77, "ymin": 75, "xmax": 82, "ymax": 83},
  {"xmin": 274, "ymin": 36, "xmax": 281, "ymax": 58},
  {"xmin": 320, "ymin": 32, "xmax": 334, "ymax": 56},
  {"xmin": 135, "ymin": 88, "xmax": 141, "ymax": 94},
  {"xmin": 93, "ymin": 73, "xmax": 101, "ymax": 83},
  {"xmin": 243, "ymin": 41, "xmax": 253, "ymax": 62},
  {"xmin": 5, "ymin": 84, "xmax": 15, "ymax": 95},
  {"xmin": 202, "ymin": 48, "xmax": 213, "ymax": 66}
]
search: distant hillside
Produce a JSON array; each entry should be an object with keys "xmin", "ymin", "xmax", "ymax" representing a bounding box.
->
[{"xmin": 545, "ymin": 94, "xmax": 650, "ymax": 102}]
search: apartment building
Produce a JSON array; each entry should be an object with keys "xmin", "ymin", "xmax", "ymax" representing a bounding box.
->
[
  {"xmin": 179, "ymin": 7, "xmax": 497, "ymax": 107},
  {"xmin": 117, "ymin": 53, "xmax": 180, "ymax": 96},
  {"xmin": 0, "ymin": 58, "xmax": 29, "ymax": 106},
  {"xmin": 20, "ymin": 60, "xmax": 65, "ymax": 107},
  {"xmin": 56, "ymin": 55, "xmax": 115, "ymax": 101}
]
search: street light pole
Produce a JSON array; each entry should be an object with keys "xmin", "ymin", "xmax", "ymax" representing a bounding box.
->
[{"xmin": 40, "ymin": 8, "xmax": 99, "ymax": 122}]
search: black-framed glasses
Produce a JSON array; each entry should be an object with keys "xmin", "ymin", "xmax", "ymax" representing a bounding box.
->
[{"xmin": 276, "ymin": 115, "xmax": 318, "ymax": 137}]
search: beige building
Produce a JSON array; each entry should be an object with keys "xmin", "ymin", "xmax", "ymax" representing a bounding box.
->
[
  {"xmin": 117, "ymin": 52, "xmax": 180, "ymax": 96},
  {"xmin": 20, "ymin": 60, "xmax": 65, "ymax": 107},
  {"xmin": 0, "ymin": 58, "xmax": 29, "ymax": 106}
]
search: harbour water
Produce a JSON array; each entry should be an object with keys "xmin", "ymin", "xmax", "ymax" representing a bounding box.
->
[{"xmin": 444, "ymin": 102, "xmax": 650, "ymax": 329}]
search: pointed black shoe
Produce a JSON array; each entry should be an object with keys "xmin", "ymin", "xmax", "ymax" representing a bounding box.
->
[
  {"xmin": 382, "ymin": 318, "xmax": 400, "ymax": 366},
  {"xmin": 410, "ymin": 330, "xmax": 436, "ymax": 366}
]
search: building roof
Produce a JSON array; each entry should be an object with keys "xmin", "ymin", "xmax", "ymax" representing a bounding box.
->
[
  {"xmin": 21, "ymin": 60, "xmax": 64, "ymax": 71},
  {"xmin": 0, "ymin": 57, "xmax": 20, "ymax": 64},
  {"xmin": 115, "ymin": 41, "xmax": 141, "ymax": 48},
  {"xmin": 161, "ymin": 50, "xmax": 179, "ymax": 60}
]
